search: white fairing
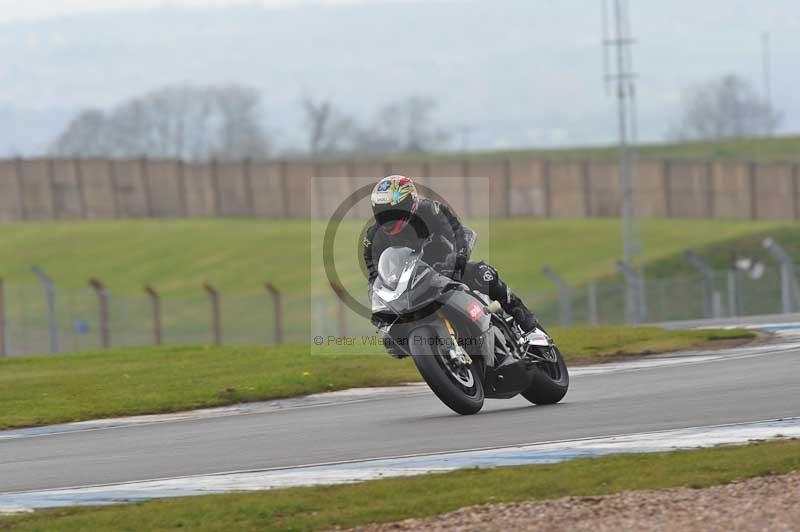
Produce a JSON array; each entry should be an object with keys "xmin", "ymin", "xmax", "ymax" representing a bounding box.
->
[
  {"xmin": 372, "ymin": 247, "xmax": 419, "ymax": 309},
  {"xmin": 373, "ymin": 263, "xmax": 415, "ymax": 304},
  {"xmin": 370, "ymin": 292, "xmax": 390, "ymax": 313},
  {"xmin": 526, "ymin": 328, "xmax": 553, "ymax": 347}
]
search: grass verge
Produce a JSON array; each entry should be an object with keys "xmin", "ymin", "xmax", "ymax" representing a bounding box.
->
[
  {"xmin": 551, "ymin": 325, "xmax": 754, "ymax": 365},
  {"xmin": 2, "ymin": 439, "xmax": 799, "ymax": 531},
  {"xmin": 0, "ymin": 326, "xmax": 753, "ymax": 430}
]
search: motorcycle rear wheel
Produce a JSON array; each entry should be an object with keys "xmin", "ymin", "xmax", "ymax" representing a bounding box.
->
[{"xmin": 410, "ymin": 325, "xmax": 484, "ymax": 415}]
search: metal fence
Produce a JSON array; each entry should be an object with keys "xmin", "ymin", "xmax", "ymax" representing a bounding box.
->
[
  {"xmin": 0, "ymin": 281, "xmax": 306, "ymax": 357},
  {"xmin": 1, "ymin": 262, "xmax": 799, "ymax": 358},
  {"xmin": 531, "ymin": 264, "xmax": 800, "ymax": 328}
]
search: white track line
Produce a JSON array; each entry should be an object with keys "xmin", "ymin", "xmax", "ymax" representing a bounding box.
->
[{"xmin": 2, "ymin": 417, "xmax": 798, "ymax": 514}]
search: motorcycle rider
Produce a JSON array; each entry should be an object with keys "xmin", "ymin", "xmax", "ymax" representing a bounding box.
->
[{"xmin": 363, "ymin": 175, "xmax": 540, "ymax": 355}]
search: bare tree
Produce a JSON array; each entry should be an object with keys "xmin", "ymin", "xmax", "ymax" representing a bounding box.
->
[
  {"xmin": 670, "ymin": 74, "xmax": 782, "ymax": 141},
  {"xmin": 350, "ymin": 95, "xmax": 450, "ymax": 156},
  {"xmin": 301, "ymin": 95, "xmax": 355, "ymax": 157},
  {"xmin": 214, "ymin": 86, "xmax": 270, "ymax": 160},
  {"xmin": 48, "ymin": 109, "xmax": 111, "ymax": 158},
  {"xmin": 50, "ymin": 84, "xmax": 271, "ymax": 160}
]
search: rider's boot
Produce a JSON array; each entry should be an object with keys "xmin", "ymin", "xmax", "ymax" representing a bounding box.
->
[{"xmin": 503, "ymin": 292, "xmax": 540, "ymax": 334}]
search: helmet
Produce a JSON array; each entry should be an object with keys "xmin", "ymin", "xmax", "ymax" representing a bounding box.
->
[{"xmin": 370, "ymin": 175, "xmax": 419, "ymax": 235}]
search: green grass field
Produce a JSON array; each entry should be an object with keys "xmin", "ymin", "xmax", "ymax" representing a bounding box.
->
[
  {"xmin": 3, "ymin": 439, "xmax": 798, "ymax": 531},
  {"xmin": 447, "ymin": 135, "xmax": 800, "ymax": 161},
  {"xmin": 0, "ymin": 326, "xmax": 752, "ymax": 429}
]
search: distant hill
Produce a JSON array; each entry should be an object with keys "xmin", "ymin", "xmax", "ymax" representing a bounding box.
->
[{"xmin": 456, "ymin": 136, "xmax": 800, "ymax": 162}]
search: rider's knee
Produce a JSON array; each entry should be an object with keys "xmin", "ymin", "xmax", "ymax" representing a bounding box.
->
[{"xmin": 465, "ymin": 261, "xmax": 500, "ymax": 292}]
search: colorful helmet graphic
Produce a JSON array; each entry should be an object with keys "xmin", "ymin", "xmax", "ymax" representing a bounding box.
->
[{"xmin": 370, "ymin": 175, "xmax": 419, "ymax": 235}]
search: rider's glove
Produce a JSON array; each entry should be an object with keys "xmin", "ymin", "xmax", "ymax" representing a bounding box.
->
[{"xmin": 455, "ymin": 254, "xmax": 468, "ymax": 276}]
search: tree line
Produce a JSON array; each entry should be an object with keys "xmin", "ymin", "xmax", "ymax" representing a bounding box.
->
[
  {"xmin": 49, "ymin": 87, "xmax": 450, "ymax": 161},
  {"xmin": 49, "ymin": 73, "xmax": 782, "ymax": 161}
]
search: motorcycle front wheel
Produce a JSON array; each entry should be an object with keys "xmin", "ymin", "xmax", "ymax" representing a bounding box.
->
[
  {"xmin": 410, "ymin": 325, "xmax": 484, "ymax": 415},
  {"xmin": 521, "ymin": 346, "xmax": 569, "ymax": 405}
]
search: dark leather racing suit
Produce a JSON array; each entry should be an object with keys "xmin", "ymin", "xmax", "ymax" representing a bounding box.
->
[{"xmin": 362, "ymin": 197, "xmax": 538, "ymax": 334}]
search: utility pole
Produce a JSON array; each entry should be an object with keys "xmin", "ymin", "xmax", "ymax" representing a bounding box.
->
[
  {"xmin": 603, "ymin": 0, "xmax": 640, "ymax": 266},
  {"xmin": 762, "ymin": 31, "xmax": 773, "ymax": 137}
]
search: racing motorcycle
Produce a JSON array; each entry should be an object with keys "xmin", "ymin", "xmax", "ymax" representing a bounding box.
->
[{"xmin": 370, "ymin": 243, "xmax": 569, "ymax": 415}]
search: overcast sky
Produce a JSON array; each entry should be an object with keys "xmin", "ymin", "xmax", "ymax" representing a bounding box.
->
[
  {"xmin": 0, "ymin": 0, "xmax": 412, "ymax": 22},
  {"xmin": 0, "ymin": 0, "xmax": 796, "ymax": 155}
]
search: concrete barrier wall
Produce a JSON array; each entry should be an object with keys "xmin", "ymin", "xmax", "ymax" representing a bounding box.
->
[{"xmin": 0, "ymin": 157, "xmax": 798, "ymax": 222}]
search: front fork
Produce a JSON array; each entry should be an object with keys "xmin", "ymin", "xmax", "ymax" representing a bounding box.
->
[{"xmin": 441, "ymin": 316, "xmax": 472, "ymax": 365}]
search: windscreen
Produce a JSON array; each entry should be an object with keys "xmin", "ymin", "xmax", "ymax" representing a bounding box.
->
[{"xmin": 377, "ymin": 247, "xmax": 416, "ymax": 290}]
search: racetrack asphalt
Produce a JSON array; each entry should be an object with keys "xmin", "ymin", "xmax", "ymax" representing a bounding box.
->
[{"xmin": 2, "ymin": 333, "xmax": 799, "ymax": 495}]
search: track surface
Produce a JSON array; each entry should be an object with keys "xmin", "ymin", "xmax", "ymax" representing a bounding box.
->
[{"xmin": 2, "ymin": 340, "xmax": 800, "ymax": 494}]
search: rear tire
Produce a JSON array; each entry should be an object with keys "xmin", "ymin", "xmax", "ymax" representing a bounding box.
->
[
  {"xmin": 410, "ymin": 326, "xmax": 484, "ymax": 415},
  {"xmin": 521, "ymin": 346, "xmax": 569, "ymax": 405}
]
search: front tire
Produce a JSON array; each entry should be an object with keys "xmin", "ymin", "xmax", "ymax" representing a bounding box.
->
[
  {"xmin": 521, "ymin": 346, "xmax": 569, "ymax": 405},
  {"xmin": 410, "ymin": 326, "xmax": 484, "ymax": 415}
]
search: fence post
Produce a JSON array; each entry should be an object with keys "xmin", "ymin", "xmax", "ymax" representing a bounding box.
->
[
  {"xmin": 748, "ymin": 162, "xmax": 758, "ymax": 220},
  {"xmin": 140, "ymin": 157, "xmax": 154, "ymax": 218},
  {"xmin": 279, "ymin": 159, "xmax": 290, "ymax": 218},
  {"xmin": 662, "ymin": 160, "xmax": 672, "ymax": 218},
  {"xmin": 793, "ymin": 162, "xmax": 800, "ymax": 221},
  {"xmin": 243, "ymin": 158, "xmax": 255, "ymax": 217},
  {"xmin": 763, "ymin": 238, "xmax": 800, "ymax": 313},
  {"xmin": 727, "ymin": 269, "xmax": 739, "ymax": 318},
  {"xmin": 31, "ymin": 266, "xmax": 58, "ymax": 353},
  {"xmin": 581, "ymin": 160, "xmax": 592, "ymax": 217},
  {"xmin": 705, "ymin": 161, "xmax": 715, "ymax": 218},
  {"xmin": 503, "ymin": 158, "xmax": 512, "ymax": 217},
  {"xmin": 542, "ymin": 159, "xmax": 552, "ymax": 218},
  {"xmin": 684, "ymin": 250, "xmax": 715, "ymax": 319},
  {"xmin": 587, "ymin": 282, "xmax": 599, "ymax": 326},
  {"xmin": 210, "ymin": 158, "xmax": 221, "ymax": 218},
  {"xmin": 0, "ymin": 277, "xmax": 6, "ymax": 357},
  {"xmin": 461, "ymin": 161, "xmax": 472, "ymax": 218},
  {"xmin": 47, "ymin": 158, "xmax": 58, "ymax": 220},
  {"xmin": 177, "ymin": 159, "xmax": 189, "ymax": 218},
  {"xmin": 108, "ymin": 159, "xmax": 121, "ymax": 218},
  {"xmin": 617, "ymin": 260, "xmax": 646, "ymax": 324},
  {"xmin": 15, "ymin": 157, "xmax": 28, "ymax": 221},
  {"xmin": 330, "ymin": 283, "xmax": 347, "ymax": 338},
  {"xmin": 144, "ymin": 285, "xmax": 162, "ymax": 346},
  {"xmin": 541, "ymin": 266, "xmax": 573, "ymax": 326},
  {"xmin": 265, "ymin": 283, "xmax": 283, "ymax": 344},
  {"xmin": 89, "ymin": 278, "xmax": 111, "ymax": 349},
  {"xmin": 203, "ymin": 283, "xmax": 222, "ymax": 345},
  {"xmin": 74, "ymin": 158, "xmax": 89, "ymax": 219}
]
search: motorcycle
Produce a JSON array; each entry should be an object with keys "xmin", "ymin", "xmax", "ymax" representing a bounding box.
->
[{"xmin": 370, "ymin": 244, "xmax": 569, "ymax": 415}]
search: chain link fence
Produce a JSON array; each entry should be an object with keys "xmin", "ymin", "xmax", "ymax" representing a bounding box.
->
[
  {"xmin": 1, "ymin": 262, "xmax": 798, "ymax": 358},
  {"xmin": 528, "ymin": 264, "xmax": 798, "ymax": 327},
  {"xmin": 0, "ymin": 282, "xmax": 308, "ymax": 357}
]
